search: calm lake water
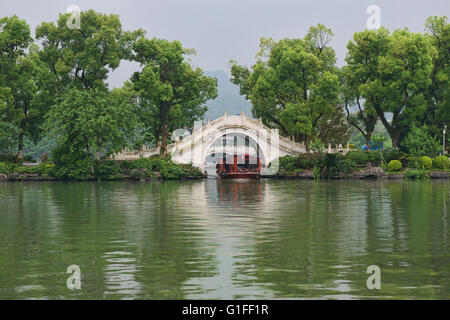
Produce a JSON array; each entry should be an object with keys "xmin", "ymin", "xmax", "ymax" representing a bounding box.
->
[{"xmin": 0, "ymin": 179, "xmax": 449, "ymax": 299}]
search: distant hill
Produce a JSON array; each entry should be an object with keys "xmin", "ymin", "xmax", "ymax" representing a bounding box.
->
[{"xmin": 203, "ymin": 70, "xmax": 252, "ymax": 120}]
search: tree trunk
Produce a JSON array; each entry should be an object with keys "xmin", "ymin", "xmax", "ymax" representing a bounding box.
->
[
  {"xmin": 18, "ymin": 132, "xmax": 24, "ymax": 160},
  {"xmin": 365, "ymin": 134, "xmax": 371, "ymax": 150},
  {"xmin": 160, "ymin": 122, "xmax": 168, "ymax": 156},
  {"xmin": 304, "ymin": 136, "xmax": 311, "ymax": 152},
  {"xmin": 159, "ymin": 106, "xmax": 169, "ymax": 156},
  {"xmin": 17, "ymin": 118, "xmax": 26, "ymax": 160},
  {"xmin": 391, "ymin": 133, "xmax": 400, "ymax": 149},
  {"xmin": 96, "ymin": 141, "xmax": 101, "ymax": 160}
]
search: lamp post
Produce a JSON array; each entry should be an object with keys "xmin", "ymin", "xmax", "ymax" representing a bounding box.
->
[{"xmin": 444, "ymin": 125, "xmax": 447, "ymax": 155}]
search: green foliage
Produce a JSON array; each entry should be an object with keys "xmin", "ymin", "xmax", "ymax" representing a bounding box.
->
[
  {"xmin": 50, "ymin": 143, "xmax": 94, "ymax": 181},
  {"xmin": 230, "ymin": 24, "xmax": 346, "ymax": 149},
  {"xmin": 387, "ymin": 160, "xmax": 403, "ymax": 172},
  {"xmin": 131, "ymin": 37, "xmax": 217, "ymax": 154},
  {"xmin": 0, "ymin": 162, "xmax": 10, "ymax": 174},
  {"xmin": 46, "ymin": 87, "xmax": 140, "ymax": 160},
  {"xmin": 405, "ymin": 169, "xmax": 430, "ymax": 179},
  {"xmin": 433, "ymin": 155, "xmax": 449, "ymax": 169},
  {"xmin": 0, "ymin": 16, "xmax": 44, "ymax": 159},
  {"xmin": 0, "ymin": 154, "xmax": 18, "ymax": 163},
  {"xmin": 36, "ymin": 10, "xmax": 144, "ymax": 92},
  {"xmin": 279, "ymin": 156, "xmax": 296, "ymax": 172},
  {"xmin": 342, "ymin": 28, "xmax": 388, "ymax": 149},
  {"xmin": 51, "ymin": 158, "xmax": 94, "ymax": 181},
  {"xmin": 16, "ymin": 166, "xmax": 35, "ymax": 174},
  {"xmin": 383, "ymin": 150, "xmax": 407, "ymax": 164},
  {"xmin": 346, "ymin": 27, "xmax": 437, "ymax": 148},
  {"xmin": 279, "ymin": 154, "xmax": 317, "ymax": 171},
  {"xmin": 313, "ymin": 166, "xmax": 320, "ymax": 180},
  {"xmin": 129, "ymin": 156, "xmax": 204, "ymax": 180},
  {"xmin": 310, "ymin": 138, "xmax": 324, "ymax": 154},
  {"xmin": 401, "ymin": 125, "xmax": 440, "ymax": 157},
  {"xmin": 316, "ymin": 153, "xmax": 355, "ymax": 179},
  {"xmin": 23, "ymin": 155, "xmax": 35, "ymax": 162},
  {"xmin": 345, "ymin": 151, "xmax": 369, "ymax": 165},
  {"xmin": 34, "ymin": 162, "xmax": 55, "ymax": 176},
  {"xmin": 419, "ymin": 156, "xmax": 433, "ymax": 169},
  {"xmin": 424, "ymin": 17, "xmax": 449, "ymax": 146},
  {"xmin": 94, "ymin": 160, "xmax": 124, "ymax": 180}
]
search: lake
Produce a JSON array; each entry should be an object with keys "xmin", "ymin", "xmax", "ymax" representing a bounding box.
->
[{"xmin": 0, "ymin": 179, "xmax": 448, "ymax": 299}]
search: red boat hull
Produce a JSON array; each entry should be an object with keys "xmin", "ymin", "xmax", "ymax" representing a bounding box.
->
[
  {"xmin": 218, "ymin": 172, "xmax": 260, "ymax": 179},
  {"xmin": 216, "ymin": 154, "xmax": 262, "ymax": 179}
]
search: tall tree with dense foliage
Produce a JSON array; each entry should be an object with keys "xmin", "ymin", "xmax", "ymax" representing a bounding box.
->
[
  {"xmin": 36, "ymin": 10, "xmax": 143, "ymax": 92},
  {"xmin": 35, "ymin": 10, "xmax": 144, "ymax": 161},
  {"xmin": 424, "ymin": 16, "xmax": 449, "ymax": 146},
  {"xmin": 0, "ymin": 16, "xmax": 47, "ymax": 159},
  {"xmin": 46, "ymin": 87, "xmax": 140, "ymax": 160},
  {"xmin": 131, "ymin": 38, "xmax": 217, "ymax": 155},
  {"xmin": 366, "ymin": 29, "xmax": 435, "ymax": 148},
  {"xmin": 230, "ymin": 24, "xmax": 342, "ymax": 150},
  {"xmin": 341, "ymin": 28, "xmax": 391, "ymax": 149}
]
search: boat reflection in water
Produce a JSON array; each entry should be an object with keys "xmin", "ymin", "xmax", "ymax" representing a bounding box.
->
[{"xmin": 216, "ymin": 154, "xmax": 261, "ymax": 179}]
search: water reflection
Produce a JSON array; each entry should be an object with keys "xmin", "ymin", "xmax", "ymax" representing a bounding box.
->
[{"xmin": 0, "ymin": 179, "xmax": 448, "ymax": 299}]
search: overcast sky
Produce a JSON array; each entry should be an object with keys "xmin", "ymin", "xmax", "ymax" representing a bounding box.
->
[{"xmin": 1, "ymin": 0, "xmax": 449, "ymax": 88}]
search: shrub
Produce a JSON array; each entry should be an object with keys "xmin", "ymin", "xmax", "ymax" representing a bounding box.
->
[
  {"xmin": 383, "ymin": 150, "xmax": 406, "ymax": 163},
  {"xmin": 0, "ymin": 162, "xmax": 10, "ymax": 174},
  {"xmin": 405, "ymin": 169, "xmax": 429, "ymax": 179},
  {"xmin": 0, "ymin": 154, "xmax": 18, "ymax": 163},
  {"xmin": 433, "ymin": 155, "xmax": 449, "ymax": 169},
  {"xmin": 367, "ymin": 151, "xmax": 382, "ymax": 165},
  {"xmin": 129, "ymin": 156, "xmax": 200, "ymax": 180},
  {"xmin": 295, "ymin": 154, "xmax": 317, "ymax": 169},
  {"xmin": 33, "ymin": 162, "xmax": 55, "ymax": 176},
  {"xmin": 279, "ymin": 156, "xmax": 296, "ymax": 171},
  {"xmin": 345, "ymin": 151, "xmax": 369, "ymax": 165},
  {"xmin": 387, "ymin": 160, "xmax": 402, "ymax": 172},
  {"xmin": 401, "ymin": 125, "xmax": 440, "ymax": 157},
  {"xmin": 94, "ymin": 160, "xmax": 124, "ymax": 180},
  {"xmin": 52, "ymin": 158, "xmax": 94, "ymax": 181},
  {"xmin": 23, "ymin": 155, "xmax": 36, "ymax": 162},
  {"xmin": 419, "ymin": 156, "xmax": 432, "ymax": 169},
  {"xmin": 317, "ymin": 153, "xmax": 355, "ymax": 178},
  {"xmin": 16, "ymin": 166, "xmax": 35, "ymax": 174}
]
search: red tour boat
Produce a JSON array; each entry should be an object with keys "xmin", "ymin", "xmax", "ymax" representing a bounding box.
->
[{"xmin": 216, "ymin": 154, "xmax": 261, "ymax": 179}]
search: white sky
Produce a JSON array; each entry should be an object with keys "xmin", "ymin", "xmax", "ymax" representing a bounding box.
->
[{"xmin": 1, "ymin": 0, "xmax": 449, "ymax": 87}]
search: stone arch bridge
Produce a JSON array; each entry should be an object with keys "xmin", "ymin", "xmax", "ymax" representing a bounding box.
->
[{"xmin": 112, "ymin": 112, "xmax": 348, "ymax": 174}]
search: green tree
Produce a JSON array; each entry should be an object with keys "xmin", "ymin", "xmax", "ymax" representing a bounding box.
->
[
  {"xmin": 36, "ymin": 10, "xmax": 143, "ymax": 92},
  {"xmin": 36, "ymin": 10, "xmax": 144, "ymax": 161},
  {"xmin": 401, "ymin": 125, "xmax": 440, "ymax": 157},
  {"xmin": 131, "ymin": 38, "xmax": 217, "ymax": 155},
  {"xmin": 230, "ymin": 24, "xmax": 341, "ymax": 150},
  {"xmin": 365, "ymin": 29, "xmax": 436, "ymax": 148},
  {"xmin": 424, "ymin": 16, "xmax": 449, "ymax": 148},
  {"xmin": 342, "ymin": 28, "xmax": 391, "ymax": 149},
  {"xmin": 46, "ymin": 87, "xmax": 140, "ymax": 160},
  {"xmin": 0, "ymin": 15, "xmax": 39, "ymax": 159}
]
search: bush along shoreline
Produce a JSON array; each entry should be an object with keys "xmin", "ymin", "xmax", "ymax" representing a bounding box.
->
[
  {"xmin": 270, "ymin": 151, "xmax": 450, "ymax": 180},
  {"xmin": 0, "ymin": 156, "xmax": 206, "ymax": 182},
  {"xmin": 1, "ymin": 151, "xmax": 449, "ymax": 182}
]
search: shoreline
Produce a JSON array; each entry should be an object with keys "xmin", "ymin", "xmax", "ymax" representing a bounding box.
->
[{"xmin": 1, "ymin": 168, "xmax": 449, "ymax": 182}]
